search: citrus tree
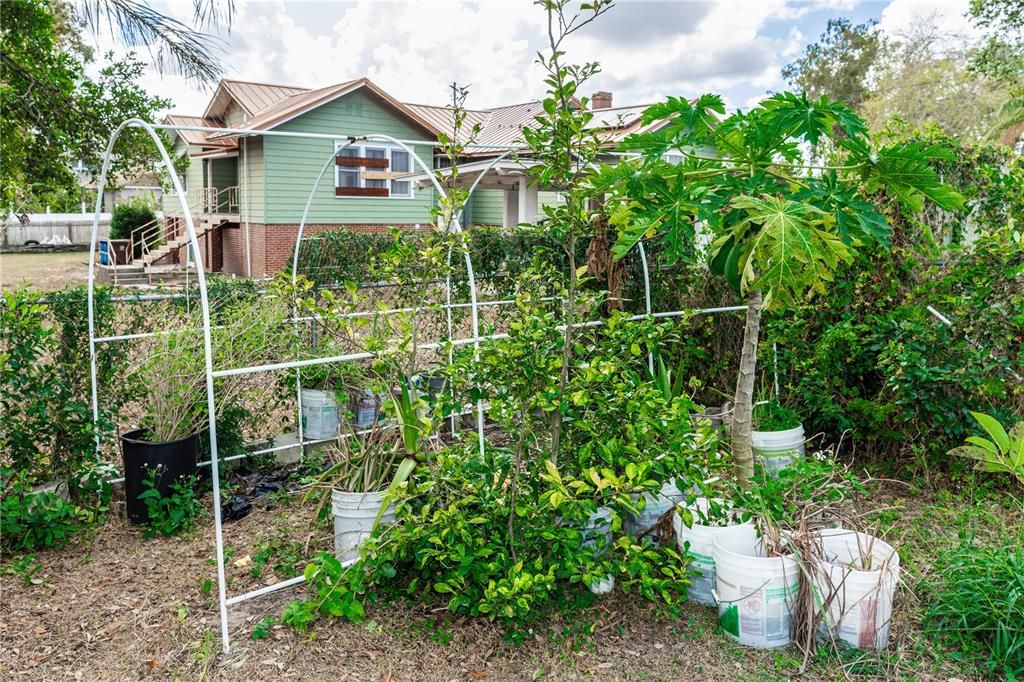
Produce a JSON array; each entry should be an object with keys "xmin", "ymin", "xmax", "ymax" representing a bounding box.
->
[{"xmin": 603, "ymin": 92, "xmax": 964, "ymax": 484}]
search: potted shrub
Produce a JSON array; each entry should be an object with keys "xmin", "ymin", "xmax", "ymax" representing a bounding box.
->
[
  {"xmin": 750, "ymin": 400, "xmax": 805, "ymax": 473},
  {"xmin": 121, "ymin": 324, "xmax": 205, "ymax": 523},
  {"xmin": 309, "ymin": 380, "xmax": 425, "ymax": 563},
  {"xmin": 673, "ymin": 495, "xmax": 752, "ymax": 607},
  {"xmin": 811, "ymin": 528, "xmax": 900, "ymax": 650},
  {"xmin": 122, "ymin": 294, "xmax": 292, "ymax": 523}
]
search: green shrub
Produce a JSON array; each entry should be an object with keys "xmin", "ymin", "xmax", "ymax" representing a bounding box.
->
[
  {"xmin": 282, "ymin": 445, "xmax": 691, "ymax": 634},
  {"xmin": 0, "ymin": 471, "xmax": 90, "ymax": 553},
  {"xmin": 109, "ymin": 197, "xmax": 157, "ymax": 240},
  {"xmin": 138, "ymin": 471, "xmax": 201, "ymax": 539},
  {"xmin": 924, "ymin": 539, "xmax": 1024, "ymax": 679}
]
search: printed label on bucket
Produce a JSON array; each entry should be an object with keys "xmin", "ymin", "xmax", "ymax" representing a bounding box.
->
[
  {"xmin": 687, "ymin": 551, "xmax": 716, "ymax": 605},
  {"xmin": 733, "ymin": 581, "xmax": 797, "ymax": 642}
]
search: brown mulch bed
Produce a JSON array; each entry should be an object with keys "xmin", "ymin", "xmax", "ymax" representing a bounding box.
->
[{"xmin": 1, "ymin": 481, "xmax": 1013, "ymax": 681}]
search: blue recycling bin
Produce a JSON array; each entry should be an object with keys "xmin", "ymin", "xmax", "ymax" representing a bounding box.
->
[{"xmin": 99, "ymin": 240, "xmax": 110, "ymax": 265}]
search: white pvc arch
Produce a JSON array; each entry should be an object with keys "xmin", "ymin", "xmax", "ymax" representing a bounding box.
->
[
  {"xmin": 287, "ymin": 135, "xmax": 488, "ymax": 455},
  {"xmin": 86, "ymin": 118, "xmax": 233, "ymax": 652},
  {"xmin": 85, "ymin": 119, "xmax": 729, "ymax": 655}
]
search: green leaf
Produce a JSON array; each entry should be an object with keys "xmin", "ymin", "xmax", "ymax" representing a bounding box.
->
[{"xmin": 970, "ymin": 411, "xmax": 1010, "ymax": 454}]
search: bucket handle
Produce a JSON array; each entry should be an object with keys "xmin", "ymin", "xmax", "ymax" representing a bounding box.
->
[{"xmin": 712, "ymin": 578, "xmax": 771, "ymax": 606}]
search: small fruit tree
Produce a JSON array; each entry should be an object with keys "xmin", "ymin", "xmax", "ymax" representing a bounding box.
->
[{"xmin": 604, "ymin": 93, "xmax": 963, "ymax": 485}]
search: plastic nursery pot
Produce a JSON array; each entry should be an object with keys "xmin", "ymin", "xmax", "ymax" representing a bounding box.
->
[
  {"xmin": 623, "ymin": 480, "xmax": 685, "ymax": 539},
  {"xmin": 751, "ymin": 424, "xmax": 806, "ymax": 474},
  {"xmin": 331, "ymin": 489, "xmax": 396, "ymax": 563},
  {"xmin": 350, "ymin": 389, "xmax": 383, "ymax": 430},
  {"xmin": 300, "ymin": 388, "xmax": 342, "ymax": 441},
  {"xmin": 120, "ymin": 429, "xmax": 198, "ymax": 524},
  {"xmin": 813, "ymin": 528, "xmax": 900, "ymax": 651},
  {"xmin": 712, "ymin": 524, "xmax": 799, "ymax": 649},
  {"xmin": 672, "ymin": 498, "xmax": 752, "ymax": 607}
]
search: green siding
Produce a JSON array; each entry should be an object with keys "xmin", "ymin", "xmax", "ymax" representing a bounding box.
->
[
  {"xmin": 538, "ymin": 191, "xmax": 564, "ymax": 211},
  {"xmin": 466, "ymin": 189, "xmax": 503, "ymax": 226},
  {"xmin": 263, "ymin": 89, "xmax": 436, "ymax": 225},
  {"xmin": 210, "ymin": 157, "xmax": 237, "ymax": 192},
  {"xmin": 240, "ymin": 137, "xmax": 265, "ymax": 223}
]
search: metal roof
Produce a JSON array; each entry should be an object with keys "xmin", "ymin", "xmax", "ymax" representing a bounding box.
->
[
  {"xmin": 164, "ymin": 115, "xmax": 238, "ymax": 148},
  {"xmin": 172, "ymin": 77, "xmax": 670, "ymax": 153},
  {"xmin": 203, "ymin": 79, "xmax": 310, "ymax": 119}
]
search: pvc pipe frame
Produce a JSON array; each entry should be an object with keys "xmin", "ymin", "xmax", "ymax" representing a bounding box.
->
[{"xmin": 86, "ymin": 121, "xmax": 742, "ymax": 656}]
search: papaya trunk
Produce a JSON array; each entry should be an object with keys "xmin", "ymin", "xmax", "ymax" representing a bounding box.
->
[{"xmin": 732, "ymin": 290, "xmax": 762, "ymax": 487}]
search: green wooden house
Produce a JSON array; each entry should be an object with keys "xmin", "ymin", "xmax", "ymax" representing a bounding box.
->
[{"xmin": 157, "ymin": 78, "xmax": 657, "ymax": 277}]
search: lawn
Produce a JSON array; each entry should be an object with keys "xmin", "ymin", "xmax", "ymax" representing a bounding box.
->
[{"xmin": 0, "ymin": 251, "xmax": 90, "ymax": 291}]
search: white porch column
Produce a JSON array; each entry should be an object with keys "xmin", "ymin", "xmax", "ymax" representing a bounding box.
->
[
  {"xmin": 517, "ymin": 177, "xmax": 539, "ymax": 225},
  {"xmin": 503, "ymin": 187, "xmax": 519, "ymax": 228}
]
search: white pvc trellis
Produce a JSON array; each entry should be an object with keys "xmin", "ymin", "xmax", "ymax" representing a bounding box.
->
[{"xmin": 86, "ymin": 119, "xmax": 746, "ymax": 654}]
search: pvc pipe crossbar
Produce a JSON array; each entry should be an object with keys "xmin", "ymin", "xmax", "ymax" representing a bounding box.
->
[{"xmin": 90, "ymin": 296, "xmax": 563, "ymax": 345}]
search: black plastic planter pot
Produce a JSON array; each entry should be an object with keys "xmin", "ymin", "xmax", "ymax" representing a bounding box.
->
[{"xmin": 120, "ymin": 429, "xmax": 198, "ymax": 524}]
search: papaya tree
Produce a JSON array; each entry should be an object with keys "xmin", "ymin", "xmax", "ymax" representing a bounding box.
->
[{"xmin": 602, "ymin": 92, "xmax": 964, "ymax": 485}]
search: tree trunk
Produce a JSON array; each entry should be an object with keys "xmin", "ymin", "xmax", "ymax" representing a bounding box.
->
[{"xmin": 732, "ymin": 290, "xmax": 762, "ymax": 487}]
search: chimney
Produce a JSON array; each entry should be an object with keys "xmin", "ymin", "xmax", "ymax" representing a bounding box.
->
[{"xmin": 591, "ymin": 91, "xmax": 613, "ymax": 110}]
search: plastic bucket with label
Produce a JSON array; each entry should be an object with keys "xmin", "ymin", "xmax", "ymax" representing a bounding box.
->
[
  {"xmin": 300, "ymin": 388, "xmax": 341, "ymax": 441},
  {"xmin": 713, "ymin": 524, "xmax": 799, "ymax": 648},
  {"xmin": 673, "ymin": 498, "xmax": 752, "ymax": 607},
  {"xmin": 813, "ymin": 528, "xmax": 900, "ymax": 650},
  {"xmin": 751, "ymin": 424, "xmax": 805, "ymax": 473}
]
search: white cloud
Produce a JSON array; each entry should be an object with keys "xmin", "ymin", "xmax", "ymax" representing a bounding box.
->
[
  {"xmin": 78, "ymin": 0, "xmax": 897, "ymax": 119},
  {"xmin": 877, "ymin": 0, "xmax": 979, "ymax": 42}
]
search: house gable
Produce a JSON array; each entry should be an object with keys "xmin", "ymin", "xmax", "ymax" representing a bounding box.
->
[{"xmin": 261, "ymin": 87, "xmax": 438, "ymax": 226}]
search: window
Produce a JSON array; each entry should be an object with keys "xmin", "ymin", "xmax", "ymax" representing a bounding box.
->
[
  {"xmin": 334, "ymin": 142, "xmax": 415, "ymax": 199},
  {"xmin": 663, "ymin": 152, "xmax": 684, "ymax": 165}
]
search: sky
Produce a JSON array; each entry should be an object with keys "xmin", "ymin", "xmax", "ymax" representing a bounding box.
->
[{"xmin": 96, "ymin": 0, "xmax": 982, "ymax": 116}]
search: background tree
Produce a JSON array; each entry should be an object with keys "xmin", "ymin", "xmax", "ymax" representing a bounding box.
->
[
  {"xmin": 781, "ymin": 18, "xmax": 881, "ymax": 110},
  {"xmin": 860, "ymin": 18, "xmax": 1009, "ymax": 142},
  {"xmin": 522, "ymin": 0, "xmax": 613, "ymax": 461},
  {"xmin": 968, "ymin": 0, "xmax": 1024, "ymax": 144},
  {"xmin": 1, "ymin": 1, "xmax": 173, "ymax": 211},
  {"xmin": 604, "ymin": 93, "xmax": 962, "ymax": 484},
  {"xmin": 75, "ymin": 0, "xmax": 230, "ymax": 82}
]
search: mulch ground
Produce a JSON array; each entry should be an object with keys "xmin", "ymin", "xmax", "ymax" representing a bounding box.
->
[{"xmin": 0, "ymin": 480, "xmax": 1013, "ymax": 681}]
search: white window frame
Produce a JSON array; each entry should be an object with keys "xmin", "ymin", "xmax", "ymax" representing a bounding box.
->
[{"xmin": 334, "ymin": 141, "xmax": 416, "ymax": 200}]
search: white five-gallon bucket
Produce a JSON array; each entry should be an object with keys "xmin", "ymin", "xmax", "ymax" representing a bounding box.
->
[
  {"xmin": 673, "ymin": 498, "xmax": 751, "ymax": 607},
  {"xmin": 624, "ymin": 480, "xmax": 685, "ymax": 538},
  {"xmin": 813, "ymin": 528, "xmax": 900, "ymax": 650},
  {"xmin": 581, "ymin": 506, "xmax": 615, "ymax": 595},
  {"xmin": 581, "ymin": 506, "xmax": 613, "ymax": 549},
  {"xmin": 751, "ymin": 424, "xmax": 805, "ymax": 473},
  {"xmin": 301, "ymin": 388, "xmax": 341, "ymax": 441},
  {"xmin": 331, "ymin": 489, "xmax": 396, "ymax": 563},
  {"xmin": 713, "ymin": 524, "xmax": 799, "ymax": 648}
]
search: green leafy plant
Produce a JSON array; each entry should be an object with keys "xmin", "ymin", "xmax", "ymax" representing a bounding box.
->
[
  {"xmin": 924, "ymin": 538, "xmax": 1024, "ymax": 679},
  {"xmin": 138, "ymin": 470, "xmax": 201, "ymax": 539},
  {"xmin": 109, "ymin": 196, "xmax": 157, "ymax": 241},
  {"xmin": 3, "ymin": 553, "xmax": 44, "ymax": 586},
  {"xmin": 727, "ymin": 454, "xmax": 865, "ymax": 538},
  {"xmin": 752, "ymin": 401, "xmax": 802, "ymax": 432},
  {"xmin": 605, "ymin": 90, "xmax": 963, "ymax": 487},
  {"xmin": 251, "ymin": 617, "xmax": 276, "ymax": 641},
  {"xmin": 949, "ymin": 412, "xmax": 1024, "ymax": 487},
  {"xmin": 0, "ymin": 472, "xmax": 90, "ymax": 553}
]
